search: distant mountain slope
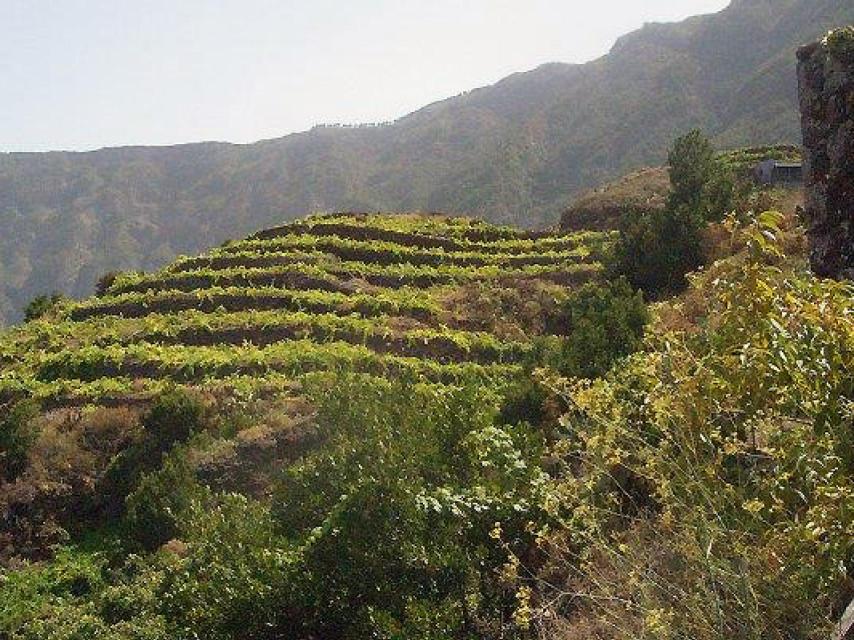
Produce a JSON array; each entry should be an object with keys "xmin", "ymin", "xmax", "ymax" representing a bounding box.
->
[{"xmin": 1, "ymin": 0, "xmax": 852, "ymax": 325}]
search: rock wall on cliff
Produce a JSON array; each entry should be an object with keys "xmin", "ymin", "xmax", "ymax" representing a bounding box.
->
[{"xmin": 798, "ymin": 27, "xmax": 854, "ymax": 279}]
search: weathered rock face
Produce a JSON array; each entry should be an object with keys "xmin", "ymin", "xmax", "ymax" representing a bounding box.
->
[{"xmin": 797, "ymin": 28, "xmax": 854, "ymax": 280}]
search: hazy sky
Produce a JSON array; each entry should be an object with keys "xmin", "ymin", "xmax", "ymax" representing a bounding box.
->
[{"xmin": 1, "ymin": 0, "xmax": 729, "ymax": 152}]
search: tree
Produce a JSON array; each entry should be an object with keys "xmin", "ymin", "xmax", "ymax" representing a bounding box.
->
[
  {"xmin": 611, "ymin": 130, "xmax": 734, "ymax": 296},
  {"xmin": 668, "ymin": 129, "xmax": 734, "ymax": 223}
]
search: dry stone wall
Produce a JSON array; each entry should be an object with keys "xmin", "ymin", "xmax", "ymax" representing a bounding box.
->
[{"xmin": 797, "ymin": 28, "xmax": 854, "ymax": 279}]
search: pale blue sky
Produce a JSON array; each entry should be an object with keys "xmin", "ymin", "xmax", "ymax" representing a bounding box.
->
[{"xmin": 1, "ymin": 0, "xmax": 729, "ymax": 152}]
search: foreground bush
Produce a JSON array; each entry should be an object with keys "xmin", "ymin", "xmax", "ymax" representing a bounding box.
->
[
  {"xmin": 547, "ymin": 277, "xmax": 648, "ymax": 379},
  {"xmin": 1, "ymin": 374, "xmax": 547, "ymax": 639},
  {"xmin": 532, "ymin": 212, "xmax": 854, "ymax": 639},
  {"xmin": 0, "ymin": 399, "xmax": 40, "ymax": 481},
  {"xmin": 271, "ymin": 373, "xmax": 547, "ymax": 637}
]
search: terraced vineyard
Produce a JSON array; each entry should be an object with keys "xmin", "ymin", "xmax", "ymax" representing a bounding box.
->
[{"xmin": 0, "ymin": 213, "xmax": 612, "ymax": 406}]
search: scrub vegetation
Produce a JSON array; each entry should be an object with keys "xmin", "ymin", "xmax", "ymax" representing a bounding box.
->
[{"xmin": 0, "ymin": 130, "xmax": 850, "ymax": 640}]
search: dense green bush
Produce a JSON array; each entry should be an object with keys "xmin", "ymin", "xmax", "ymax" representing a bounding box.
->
[
  {"xmin": 153, "ymin": 493, "xmax": 291, "ymax": 640},
  {"xmin": 142, "ymin": 388, "xmax": 205, "ymax": 448},
  {"xmin": 23, "ymin": 293, "xmax": 64, "ymax": 322},
  {"xmin": 5, "ymin": 495, "xmax": 289, "ymax": 640},
  {"xmin": 498, "ymin": 377, "xmax": 552, "ymax": 429},
  {"xmin": 103, "ymin": 389, "xmax": 206, "ymax": 513},
  {"xmin": 0, "ymin": 547, "xmax": 105, "ymax": 637},
  {"xmin": 500, "ymin": 279, "xmax": 646, "ymax": 431},
  {"xmin": 0, "ymin": 399, "xmax": 40, "ymax": 481},
  {"xmin": 611, "ymin": 130, "xmax": 737, "ymax": 296},
  {"xmin": 609, "ymin": 206, "xmax": 703, "ymax": 296},
  {"xmin": 125, "ymin": 447, "xmax": 203, "ymax": 550},
  {"xmin": 271, "ymin": 373, "xmax": 546, "ymax": 637},
  {"xmin": 549, "ymin": 277, "xmax": 648, "ymax": 379}
]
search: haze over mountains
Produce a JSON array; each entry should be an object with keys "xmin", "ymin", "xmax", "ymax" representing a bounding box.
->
[{"xmin": 1, "ymin": 0, "xmax": 852, "ymax": 326}]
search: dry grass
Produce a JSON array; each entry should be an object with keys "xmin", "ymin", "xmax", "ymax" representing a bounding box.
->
[
  {"xmin": 561, "ymin": 167, "xmax": 670, "ymax": 232},
  {"xmin": 438, "ymin": 278, "xmax": 570, "ymax": 340}
]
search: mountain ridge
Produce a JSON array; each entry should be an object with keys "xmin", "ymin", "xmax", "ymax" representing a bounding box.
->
[{"xmin": 1, "ymin": 0, "xmax": 852, "ymax": 326}]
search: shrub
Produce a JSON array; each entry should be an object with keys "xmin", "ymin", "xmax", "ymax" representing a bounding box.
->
[
  {"xmin": 80, "ymin": 407, "xmax": 141, "ymax": 457},
  {"xmin": 94, "ymin": 271, "xmax": 122, "ymax": 297},
  {"xmin": 102, "ymin": 389, "xmax": 206, "ymax": 513},
  {"xmin": 1, "ymin": 498, "xmax": 281, "ymax": 638},
  {"xmin": 535, "ymin": 213, "xmax": 854, "ymax": 639},
  {"xmin": 609, "ymin": 206, "xmax": 703, "ymax": 296},
  {"xmin": 550, "ymin": 277, "xmax": 648, "ymax": 379},
  {"xmin": 0, "ymin": 399, "xmax": 40, "ymax": 481},
  {"xmin": 270, "ymin": 373, "xmax": 545, "ymax": 637},
  {"xmin": 23, "ymin": 293, "xmax": 64, "ymax": 322},
  {"xmin": 142, "ymin": 388, "xmax": 205, "ymax": 450},
  {"xmin": 156, "ymin": 493, "xmax": 290, "ymax": 640},
  {"xmin": 826, "ymin": 26, "xmax": 854, "ymax": 63},
  {"xmin": 125, "ymin": 447, "xmax": 203, "ymax": 550},
  {"xmin": 498, "ymin": 378, "xmax": 552, "ymax": 428}
]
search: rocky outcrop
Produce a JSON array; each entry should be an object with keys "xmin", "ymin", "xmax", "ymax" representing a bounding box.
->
[{"xmin": 797, "ymin": 28, "xmax": 854, "ymax": 279}]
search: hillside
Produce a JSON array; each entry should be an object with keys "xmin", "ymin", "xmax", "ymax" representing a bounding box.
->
[
  {"xmin": 560, "ymin": 167, "xmax": 671, "ymax": 231},
  {"xmin": 0, "ymin": 212, "xmax": 622, "ymax": 636},
  {"xmin": 1, "ymin": 0, "xmax": 853, "ymax": 326},
  {"xmin": 0, "ymin": 213, "xmax": 608, "ymax": 411},
  {"xmin": 559, "ymin": 144, "xmax": 804, "ymax": 231},
  {"xmin": 1, "ymin": 208, "xmax": 851, "ymax": 639}
]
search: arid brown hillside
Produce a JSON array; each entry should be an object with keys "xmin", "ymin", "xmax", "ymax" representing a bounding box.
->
[{"xmin": 560, "ymin": 167, "xmax": 670, "ymax": 231}]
